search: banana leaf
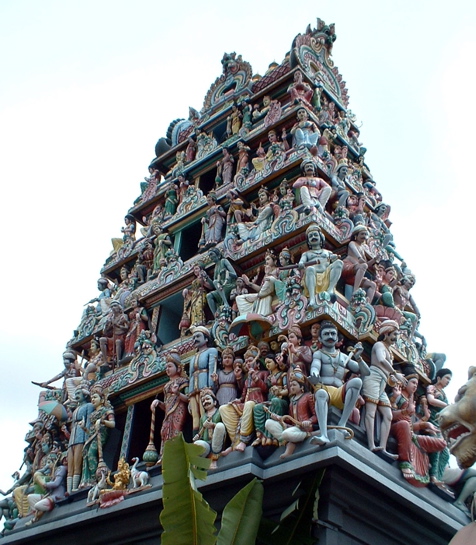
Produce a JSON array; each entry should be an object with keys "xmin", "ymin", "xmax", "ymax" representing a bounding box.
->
[
  {"xmin": 257, "ymin": 469, "xmax": 325, "ymax": 545},
  {"xmin": 217, "ymin": 478, "xmax": 264, "ymax": 545},
  {"xmin": 160, "ymin": 434, "xmax": 217, "ymax": 545}
]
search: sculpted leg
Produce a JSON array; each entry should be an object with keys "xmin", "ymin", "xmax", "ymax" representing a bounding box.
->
[
  {"xmin": 338, "ymin": 378, "xmax": 362, "ymax": 430},
  {"xmin": 377, "ymin": 405, "xmax": 398, "ymax": 459},
  {"xmin": 311, "ymin": 389, "xmax": 330, "ymax": 445},
  {"xmin": 318, "ymin": 186, "xmax": 332, "ymax": 210},
  {"xmin": 327, "ymin": 260, "xmax": 343, "ymax": 294},
  {"xmin": 364, "ymin": 402, "xmax": 378, "ymax": 451},
  {"xmin": 305, "ymin": 267, "xmax": 317, "ymax": 307}
]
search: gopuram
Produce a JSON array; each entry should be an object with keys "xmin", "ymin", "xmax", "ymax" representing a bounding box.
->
[{"xmin": 0, "ymin": 18, "xmax": 471, "ymax": 545}]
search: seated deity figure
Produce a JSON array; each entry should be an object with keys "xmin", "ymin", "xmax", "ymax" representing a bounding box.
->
[
  {"xmin": 193, "ymin": 390, "xmax": 226, "ymax": 470},
  {"xmin": 293, "ymin": 159, "xmax": 331, "ymax": 215},
  {"xmin": 298, "ymin": 224, "xmax": 343, "ymax": 307},
  {"xmin": 235, "ymin": 250, "xmax": 284, "ymax": 318},
  {"xmin": 288, "ymin": 70, "xmax": 314, "ymax": 105},
  {"xmin": 265, "ymin": 369, "xmax": 317, "ymax": 458},
  {"xmin": 308, "ymin": 321, "xmax": 369, "ymax": 445},
  {"xmin": 393, "ymin": 274, "xmax": 420, "ymax": 337},
  {"xmin": 290, "ymin": 108, "xmax": 320, "ymax": 151},
  {"xmin": 362, "ymin": 320, "xmax": 406, "ymax": 460},
  {"xmin": 237, "ymin": 187, "xmax": 277, "ymax": 243},
  {"xmin": 342, "ymin": 225, "xmax": 379, "ymax": 303},
  {"xmin": 219, "ymin": 348, "xmax": 268, "ymax": 453}
]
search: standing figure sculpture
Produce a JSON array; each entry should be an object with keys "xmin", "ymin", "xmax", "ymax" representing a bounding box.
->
[
  {"xmin": 79, "ymin": 385, "xmax": 115, "ymax": 488},
  {"xmin": 188, "ymin": 326, "xmax": 218, "ymax": 434},
  {"xmin": 308, "ymin": 321, "xmax": 369, "ymax": 445},
  {"xmin": 150, "ymin": 350, "xmax": 189, "ymax": 463},
  {"xmin": 124, "ymin": 298, "xmax": 149, "ymax": 357},
  {"xmin": 201, "ymin": 192, "xmax": 226, "ymax": 249},
  {"xmin": 206, "ymin": 247, "xmax": 237, "ymax": 316},
  {"xmin": 215, "ymin": 148, "xmax": 234, "ymax": 186},
  {"xmin": 99, "ymin": 301, "xmax": 129, "ymax": 367},
  {"xmin": 193, "ymin": 390, "xmax": 226, "ymax": 470},
  {"xmin": 299, "ymin": 224, "xmax": 343, "ymax": 307},
  {"xmin": 288, "ymin": 70, "xmax": 314, "ymax": 106},
  {"xmin": 362, "ymin": 320, "xmax": 406, "ymax": 459},
  {"xmin": 293, "ymin": 159, "xmax": 331, "ymax": 215},
  {"xmin": 66, "ymin": 384, "xmax": 94, "ymax": 493}
]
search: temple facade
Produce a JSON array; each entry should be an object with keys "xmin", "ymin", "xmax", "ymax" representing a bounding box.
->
[{"xmin": 0, "ymin": 19, "xmax": 468, "ymax": 545}]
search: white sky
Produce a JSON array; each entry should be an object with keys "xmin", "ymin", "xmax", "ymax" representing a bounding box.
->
[{"xmin": 1, "ymin": 1, "xmax": 475, "ymax": 488}]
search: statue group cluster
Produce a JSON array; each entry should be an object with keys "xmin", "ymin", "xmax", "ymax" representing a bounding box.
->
[{"xmin": 2, "ymin": 38, "xmax": 473, "ymax": 534}]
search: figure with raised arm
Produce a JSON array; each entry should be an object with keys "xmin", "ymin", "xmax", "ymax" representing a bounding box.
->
[
  {"xmin": 293, "ymin": 159, "xmax": 331, "ymax": 215},
  {"xmin": 290, "ymin": 108, "xmax": 320, "ymax": 151},
  {"xmin": 193, "ymin": 390, "xmax": 226, "ymax": 470}
]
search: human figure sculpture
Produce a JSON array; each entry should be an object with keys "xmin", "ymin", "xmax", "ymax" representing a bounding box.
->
[
  {"xmin": 235, "ymin": 141, "xmax": 250, "ymax": 177},
  {"xmin": 290, "ymin": 108, "xmax": 320, "ymax": 151},
  {"xmin": 185, "ymin": 135, "xmax": 197, "ymax": 163},
  {"xmin": 426, "ymin": 368, "xmax": 452, "ymax": 484},
  {"xmin": 150, "ymin": 350, "xmax": 189, "ymax": 462},
  {"xmin": 279, "ymin": 326, "xmax": 313, "ymax": 376},
  {"xmin": 99, "ymin": 301, "xmax": 129, "ymax": 366},
  {"xmin": 252, "ymin": 353, "xmax": 289, "ymax": 446},
  {"xmin": 293, "ymin": 159, "xmax": 331, "ymax": 215},
  {"xmin": 237, "ymin": 187, "xmax": 277, "ymax": 243},
  {"xmin": 193, "ymin": 390, "xmax": 226, "ymax": 470},
  {"xmin": 393, "ymin": 274, "xmax": 420, "ymax": 337},
  {"xmin": 150, "ymin": 220, "xmax": 173, "ymax": 276},
  {"xmin": 342, "ymin": 225, "xmax": 379, "ymax": 303},
  {"xmin": 188, "ymin": 326, "xmax": 218, "ymax": 434},
  {"xmin": 79, "ymin": 385, "xmax": 115, "ymax": 488},
  {"xmin": 288, "ymin": 70, "xmax": 314, "ymax": 106},
  {"xmin": 37, "ymin": 350, "xmax": 81, "ymax": 403},
  {"xmin": 226, "ymin": 104, "xmax": 242, "ymax": 136},
  {"xmin": 66, "ymin": 385, "xmax": 94, "ymax": 493},
  {"xmin": 26, "ymin": 453, "xmax": 67, "ymax": 524},
  {"xmin": 164, "ymin": 183, "xmax": 179, "ymax": 218},
  {"xmin": 219, "ymin": 348, "xmax": 268, "ymax": 453},
  {"xmin": 265, "ymin": 370, "xmax": 317, "ymax": 458},
  {"xmin": 215, "ymin": 148, "xmax": 234, "ymax": 186},
  {"xmin": 330, "ymin": 164, "xmax": 351, "ymax": 208},
  {"xmin": 390, "ymin": 367, "xmax": 447, "ymax": 486},
  {"xmin": 124, "ymin": 298, "xmax": 149, "ymax": 357},
  {"xmin": 235, "ymin": 249, "xmax": 284, "ymax": 318},
  {"xmin": 206, "ymin": 247, "xmax": 237, "ymax": 316},
  {"xmin": 181, "ymin": 262, "xmax": 212, "ymax": 332},
  {"xmin": 87, "ymin": 278, "xmax": 112, "ymax": 317},
  {"xmin": 211, "ymin": 347, "xmax": 240, "ymax": 406},
  {"xmin": 308, "ymin": 321, "xmax": 369, "ymax": 445},
  {"xmin": 252, "ymin": 95, "xmax": 271, "ymax": 122},
  {"xmin": 299, "ymin": 224, "xmax": 343, "ymax": 307},
  {"xmin": 362, "ymin": 320, "xmax": 406, "ymax": 459},
  {"xmin": 200, "ymin": 192, "xmax": 226, "ymax": 249}
]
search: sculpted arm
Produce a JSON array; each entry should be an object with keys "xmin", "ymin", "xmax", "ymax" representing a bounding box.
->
[
  {"xmin": 310, "ymin": 352, "xmax": 322, "ymax": 379},
  {"xmin": 372, "ymin": 342, "xmax": 395, "ymax": 376}
]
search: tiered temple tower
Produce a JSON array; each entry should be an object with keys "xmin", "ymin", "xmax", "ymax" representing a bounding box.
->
[{"xmin": 1, "ymin": 19, "xmax": 467, "ymax": 545}]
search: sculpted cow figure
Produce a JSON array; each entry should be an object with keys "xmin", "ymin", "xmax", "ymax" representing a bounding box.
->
[{"xmin": 439, "ymin": 366, "xmax": 476, "ymax": 469}]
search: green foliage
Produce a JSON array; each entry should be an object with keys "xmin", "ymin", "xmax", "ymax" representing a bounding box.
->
[
  {"xmin": 217, "ymin": 478, "xmax": 264, "ymax": 545},
  {"xmin": 160, "ymin": 435, "xmax": 217, "ymax": 545},
  {"xmin": 159, "ymin": 434, "xmax": 264, "ymax": 545},
  {"xmin": 256, "ymin": 469, "xmax": 325, "ymax": 545}
]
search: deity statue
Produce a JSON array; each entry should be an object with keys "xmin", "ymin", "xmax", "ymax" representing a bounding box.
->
[
  {"xmin": 293, "ymin": 159, "xmax": 331, "ymax": 215},
  {"xmin": 215, "ymin": 148, "xmax": 234, "ymax": 186},
  {"xmin": 164, "ymin": 182, "xmax": 179, "ymax": 219},
  {"xmin": 66, "ymin": 384, "xmax": 94, "ymax": 493},
  {"xmin": 390, "ymin": 366, "xmax": 447, "ymax": 486},
  {"xmin": 150, "ymin": 220, "xmax": 173, "ymax": 276},
  {"xmin": 200, "ymin": 192, "xmax": 226, "ymax": 249},
  {"xmin": 235, "ymin": 141, "xmax": 250, "ymax": 178},
  {"xmin": 342, "ymin": 225, "xmax": 379, "ymax": 303},
  {"xmin": 299, "ymin": 224, "xmax": 343, "ymax": 307},
  {"xmin": 226, "ymin": 104, "xmax": 242, "ymax": 137},
  {"xmin": 211, "ymin": 346, "xmax": 241, "ymax": 406},
  {"xmin": 361, "ymin": 320, "xmax": 406, "ymax": 459},
  {"xmin": 288, "ymin": 70, "xmax": 314, "ymax": 105},
  {"xmin": 99, "ymin": 300, "xmax": 129, "ymax": 366},
  {"xmin": 290, "ymin": 108, "xmax": 320, "ymax": 152},
  {"xmin": 181, "ymin": 262, "xmax": 213, "ymax": 333},
  {"xmin": 87, "ymin": 277, "xmax": 112, "ymax": 317},
  {"xmin": 237, "ymin": 187, "xmax": 277, "ymax": 243},
  {"xmin": 124, "ymin": 298, "xmax": 149, "ymax": 357},
  {"xmin": 265, "ymin": 370, "xmax": 317, "ymax": 458},
  {"xmin": 150, "ymin": 350, "xmax": 189, "ymax": 463},
  {"xmin": 308, "ymin": 321, "xmax": 369, "ymax": 445},
  {"xmin": 206, "ymin": 247, "xmax": 237, "ymax": 316},
  {"xmin": 79, "ymin": 385, "xmax": 115, "ymax": 488},
  {"xmin": 193, "ymin": 390, "xmax": 226, "ymax": 470},
  {"xmin": 188, "ymin": 326, "xmax": 218, "ymax": 434}
]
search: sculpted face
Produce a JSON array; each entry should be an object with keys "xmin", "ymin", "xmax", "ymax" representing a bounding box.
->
[
  {"xmin": 289, "ymin": 380, "xmax": 302, "ymax": 396},
  {"xmin": 265, "ymin": 358, "xmax": 276, "ymax": 372},
  {"xmin": 202, "ymin": 394, "xmax": 215, "ymax": 410},
  {"xmin": 165, "ymin": 361, "xmax": 179, "ymax": 377},
  {"xmin": 440, "ymin": 368, "xmax": 476, "ymax": 469},
  {"xmin": 297, "ymin": 108, "xmax": 308, "ymax": 121},
  {"xmin": 319, "ymin": 326, "xmax": 338, "ymax": 349},
  {"xmin": 192, "ymin": 331, "xmax": 207, "ymax": 348},
  {"xmin": 91, "ymin": 393, "xmax": 101, "ymax": 408},
  {"xmin": 222, "ymin": 352, "xmax": 233, "ymax": 368}
]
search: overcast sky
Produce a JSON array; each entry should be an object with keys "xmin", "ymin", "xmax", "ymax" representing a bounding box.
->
[{"xmin": 1, "ymin": 1, "xmax": 475, "ymax": 488}]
